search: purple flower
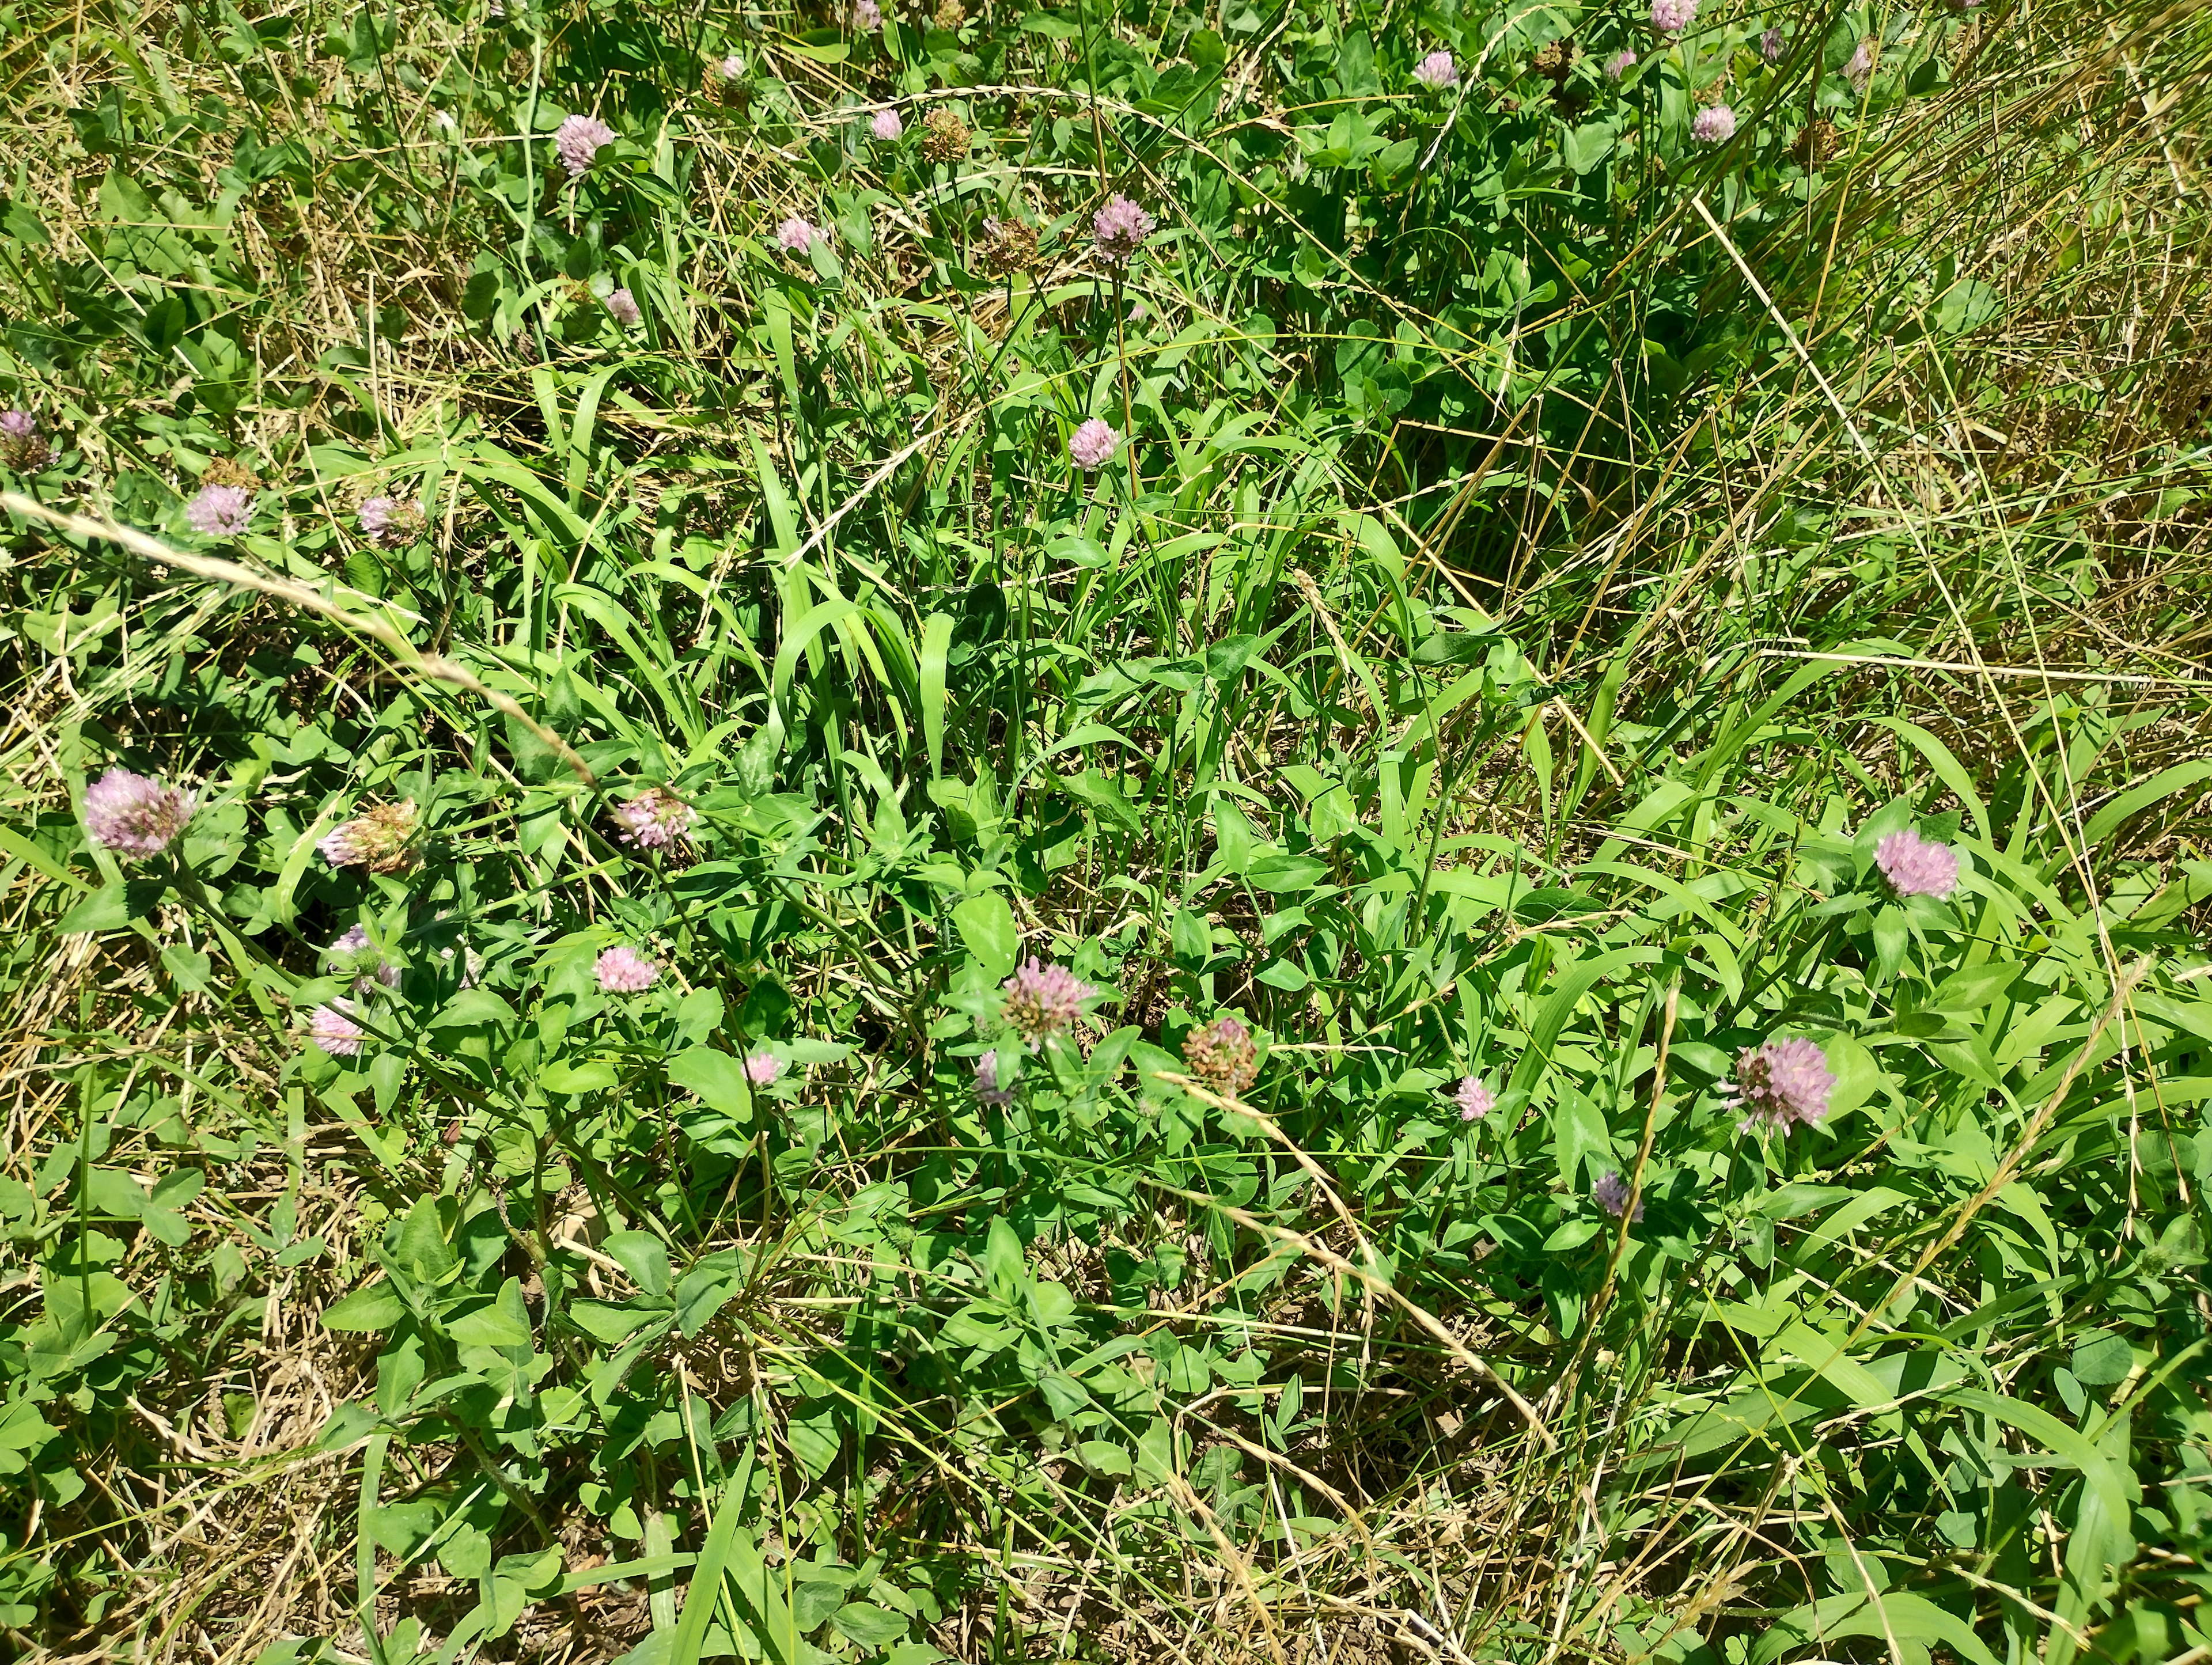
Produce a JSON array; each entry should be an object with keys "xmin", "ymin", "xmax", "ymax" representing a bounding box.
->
[
  {"xmin": 554, "ymin": 113, "xmax": 616, "ymax": 178},
  {"xmin": 1727, "ymin": 1038, "xmax": 1836, "ymax": 1135},
  {"xmin": 605, "ymin": 287, "xmax": 642, "ymax": 327},
  {"xmin": 595, "ymin": 945, "xmax": 659, "ymax": 993},
  {"xmin": 1691, "ymin": 104, "xmax": 1737, "ymax": 143},
  {"xmin": 745, "ymin": 1050, "xmax": 783, "ymax": 1085},
  {"xmin": 776, "ymin": 216, "xmax": 822, "ymax": 256},
  {"xmin": 1650, "ymin": 0, "xmax": 1697, "ymax": 31},
  {"xmin": 1759, "ymin": 25, "xmax": 1786, "ymax": 61},
  {"xmin": 1875, "ymin": 828, "xmax": 1959, "ymax": 899},
  {"xmin": 717, "ymin": 53, "xmax": 744, "ymax": 79},
  {"xmin": 327, "ymin": 924, "xmax": 403, "ymax": 992},
  {"xmin": 0, "ymin": 409, "xmax": 50, "ymax": 472},
  {"xmin": 83, "ymin": 768, "xmax": 194, "ymax": 861},
  {"xmin": 975, "ymin": 1049, "xmax": 1016, "ymax": 1108},
  {"xmin": 1183, "ymin": 1015, "xmax": 1259, "ymax": 1095},
  {"xmin": 1594, "ymin": 1171, "xmax": 1645, "ymax": 1220},
  {"xmin": 1001, "ymin": 957, "xmax": 1095, "ymax": 1048},
  {"xmin": 358, "ymin": 496, "xmax": 428, "ymax": 548},
  {"xmin": 186, "ymin": 483, "xmax": 253, "ymax": 538},
  {"xmin": 1069, "ymin": 419, "xmax": 1120, "ymax": 469},
  {"xmin": 1453, "ymin": 1075, "xmax": 1495, "ymax": 1122},
  {"xmin": 319, "ymin": 801, "xmax": 420, "ymax": 875},
  {"xmin": 310, "ymin": 1000, "xmax": 366, "ymax": 1057},
  {"xmin": 1091, "ymin": 194, "xmax": 1155, "ymax": 266},
  {"xmin": 611, "ymin": 786, "xmax": 698, "ymax": 851},
  {"xmin": 872, "ymin": 107, "xmax": 904, "ymax": 140},
  {"xmin": 1413, "ymin": 50, "xmax": 1459, "ymax": 88},
  {"xmin": 1844, "ymin": 37, "xmax": 1876, "ymax": 90},
  {"xmin": 1605, "ymin": 49, "xmax": 1638, "ymax": 77},
  {"xmin": 853, "ymin": 0, "xmax": 882, "ymax": 27}
]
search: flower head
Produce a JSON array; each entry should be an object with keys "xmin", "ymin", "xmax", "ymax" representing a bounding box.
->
[
  {"xmin": 554, "ymin": 113, "xmax": 616, "ymax": 178},
  {"xmin": 327, "ymin": 924, "xmax": 403, "ymax": 992},
  {"xmin": 310, "ymin": 1000, "xmax": 366, "ymax": 1057},
  {"xmin": 1413, "ymin": 49, "xmax": 1459, "ymax": 88},
  {"xmin": 980, "ymin": 215, "xmax": 1040, "ymax": 276},
  {"xmin": 776, "ymin": 215, "xmax": 822, "ymax": 256},
  {"xmin": 605, "ymin": 287, "xmax": 642, "ymax": 327},
  {"xmin": 1605, "ymin": 48, "xmax": 1638, "ymax": 77},
  {"xmin": 1844, "ymin": 36, "xmax": 1876, "ymax": 90},
  {"xmin": 872, "ymin": 107, "xmax": 904, "ymax": 140},
  {"xmin": 84, "ymin": 768, "xmax": 194, "ymax": 861},
  {"xmin": 1068, "ymin": 419, "xmax": 1120, "ymax": 471},
  {"xmin": 186, "ymin": 482, "xmax": 253, "ymax": 538},
  {"xmin": 1594, "ymin": 1170, "xmax": 1646, "ymax": 1220},
  {"xmin": 1874, "ymin": 828, "xmax": 1959, "ymax": 899},
  {"xmin": 975, "ymin": 1049, "xmax": 1016, "ymax": 1108},
  {"xmin": 1650, "ymin": 0, "xmax": 1698, "ymax": 31},
  {"xmin": 358, "ymin": 496, "xmax": 428, "ymax": 548},
  {"xmin": 745, "ymin": 1049, "xmax": 783, "ymax": 1086},
  {"xmin": 920, "ymin": 107, "xmax": 969, "ymax": 163},
  {"xmin": 1726, "ymin": 1038, "xmax": 1836, "ymax": 1135},
  {"xmin": 1001, "ymin": 957, "xmax": 1095, "ymax": 1048},
  {"xmin": 1691, "ymin": 103, "xmax": 1736, "ymax": 143},
  {"xmin": 1759, "ymin": 25, "xmax": 1786, "ymax": 61},
  {"xmin": 1183, "ymin": 1016, "xmax": 1259, "ymax": 1095},
  {"xmin": 853, "ymin": 0, "xmax": 882, "ymax": 27},
  {"xmin": 612, "ymin": 786, "xmax": 698, "ymax": 852},
  {"xmin": 319, "ymin": 800, "xmax": 420, "ymax": 875},
  {"xmin": 717, "ymin": 53, "xmax": 744, "ymax": 79},
  {"xmin": 1453, "ymin": 1075, "xmax": 1496, "ymax": 1122},
  {"xmin": 595, "ymin": 945, "xmax": 659, "ymax": 993},
  {"xmin": 1091, "ymin": 194, "xmax": 1156, "ymax": 266},
  {"xmin": 0, "ymin": 409, "xmax": 51, "ymax": 472}
]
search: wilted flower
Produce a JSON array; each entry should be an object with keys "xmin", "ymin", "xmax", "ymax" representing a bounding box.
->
[
  {"xmin": 1091, "ymin": 194, "xmax": 1155, "ymax": 266},
  {"xmin": 554, "ymin": 113, "xmax": 616, "ymax": 177},
  {"xmin": 186, "ymin": 483, "xmax": 253, "ymax": 538},
  {"xmin": 1001, "ymin": 957, "xmax": 1095, "ymax": 1048},
  {"xmin": 980, "ymin": 215, "xmax": 1040, "ymax": 276},
  {"xmin": 932, "ymin": 0, "xmax": 965, "ymax": 28},
  {"xmin": 1874, "ymin": 828, "xmax": 1959, "ymax": 898},
  {"xmin": 1844, "ymin": 36, "xmax": 1876, "ymax": 90},
  {"xmin": 1726, "ymin": 1038, "xmax": 1836, "ymax": 1135},
  {"xmin": 1594, "ymin": 1171, "xmax": 1646, "ymax": 1220},
  {"xmin": 853, "ymin": 0, "xmax": 882, "ymax": 26},
  {"xmin": 1650, "ymin": 0, "xmax": 1697, "ymax": 31},
  {"xmin": 320, "ymin": 800, "xmax": 420, "ymax": 874},
  {"xmin": 358, "ymin": 496, "xmax": 428, "ymax": 548},
  {"xmin": 872, "ymin": 107, "xmax": 904, "ymax": 140},
  {"xmin": 1183, "ymin": 1016, "xmax": 1259, "ymax": 1095},
  {"xmin": 776, "ymin": 215, "xmax": 822, "ymax": 255},
  {"xmin": 595, "ymin": 945, "xmax": 658, "ymax": 993},
  {"xmin": 605, "ymin": 287, "xmax": 642, "ymax": 327},
  {"xmin": 1413, "ymin": 50, "xmax": 1459, "ymax": 88},
  {"xmin": 745, "ymin": 1050, "xmax": 783, "ymax": 1086},
  {"xmin": 1759, "ymin": 25, "xmax": 1786, "ymax": 61},
  {"xmin": 0, "ymin": 409, "xmax": 50, "ymax": 472},
  {"xmin": 327, "ymin": 924, "xmax": 403, "ymax": 992},
  {"xmin": 975, "ymin": 1049, "xmax": 1016, "ymax": 1108},
  {"xmin": 1691, "ymin": 103, "xmax": 1737, "ymax": 142},
  {"xmin": 84, "ymin": 768, "xmax": 194, "ymax": 860},
  {"xmin": 920, "ymin": 107, "xmax": 969, "ymax": 162},
  {"xmin": 612, "ymin": 786, "xmax": 698, "ymax": 851},
  {"xmin": 310, "ymin": 1000, "xmax": 366, "ymax": 1057},
  {"xmin": 1453, "ymin": 1075, "xmax": 1496, "ymax": 1122},
  {"xmin": 1605, "ymin": 48, "xmax": 1638, "ymax": 77},
  {"xmin": 1068, "ymin": 419, "xmax": 1120, "ymax": 470},
  {"xmin": 1796, "ymin": 117, "xmax": 1842, "ymax": 164}
]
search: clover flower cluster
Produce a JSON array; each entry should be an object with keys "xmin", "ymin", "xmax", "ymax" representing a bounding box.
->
[
  {"xmin": 612, "ymin": 786, "xmax": 698, "ymax": 851},
  {"xmin": 595, "ymin": 945, "xmax": 659, "ymax": 993},
  {"xmin": 1594, "ymin": 1171, "xmax": 1645, "ymax": 1220},
  {"xmin": 1001, "ymin": 957, "xmax": 1094, "ymax": 1048},
  {"xmin": 974, "ymin": 1049, "xmax": 1016, "ymax": 1108},
  {"xmin": 777, "ymin": 216, "xmax": 822, "ymax": 256},
  {"xmin": 554, "ymin": 114, "xmax": 616, "ymax": 178},
  {"xmin": 745, "ymin": 1050, "xmax": 783, "ymax": 1086},
  {"xmin": 1413, "ymin": 50, "xmax": 1459, "ymax": 88},
  {"xmin": 980, "ymin": 215, "xmax": 1040, "ymax": 276},
  {"xmin": 310, "ymin": 1000, "xmax": 366, "ymax": 1057},
  {"xmin": 1183, "ymin": 1016, "xmax": 1258, "ymax": 1096},
  {"xmin": 84, "ymin": 768, "xmax": 195, "ymax": 860},
  {"xmin": 359, "ymin": 496, "xmax": 428, "ymax": 548},
  {"xmin": 327, "ymin": 925, "xmax": 403, "ymax": 993},
  {"xmin": 1875, "ymin": 828, "xmax": 1959, "ymax": 898},
  {"xmin": 1726, "ymin": 1038, "xmax": 1835, "ymax": 1135},
  {"xmin": 1091, "ymin": 194, "xmax": 1155, "ymax": 266},
  {"xmin": 872, "ymin": 107, "xmax": 903, "ymax": 140},
  {"xmin": 1453, "ymin": 1075, "xmax": 1496, "ymax": 1122},
  {"xmin": 320, "ymin": 800, "xmax": 421, "ymax": 875},
  {"xmin": 605, "ymin": 287, "xmax": 642, "ymax": 327},
  {"xmin": 1069, "ymin": 419, "xmax": 1120, "ymax": 470},
  {"xmin": 1650, "ymin": 0, "xmax": 1698, "ymax": 30},
  {"xmin": 186, "ymin": 483, "xmax": 253, "ymax": 538},
  {"xmin": 1691, "ymin": 104, "xmax": 1737, "ymax": 143},
  {"xmin": 920, "ymin": 107, "xmax": 970, "ymax": 163},
  {"xmin": 1, "ymin": 410, "xmax": 50, "ymax": 472}
]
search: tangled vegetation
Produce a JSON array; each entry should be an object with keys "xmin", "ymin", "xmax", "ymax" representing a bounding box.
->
[{"xmin": 3, "ymin": 0, "xmax": 2210, "ymax": 1660}]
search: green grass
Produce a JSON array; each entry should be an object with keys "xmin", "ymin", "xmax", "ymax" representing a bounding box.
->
[{"xmin": 2, "ymin": 0, "xmax": 2210, "ymax": 1659}]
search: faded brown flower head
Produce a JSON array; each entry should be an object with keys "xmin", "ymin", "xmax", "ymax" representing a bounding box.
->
[
  {"xmin": 1796, "ymin": 118, "xmax": 1842, "ymax": 165},
  {"xmin": 920, "ymin": 107, "xmax": 969, "ymax": 164},
  {"xmin": 1531, "ymin": 39, "xmax": 1577, "ymax": 84},
  {"xmin": 320, "ymin": 799, "xmax": 422, "ymax": 875},
  {"xmin": 202, "ymin": 455, "xmax": 262, "ymax": 492},
  {"xmin": 980, "ymin": 215, "xmax": 1040, "ymax": 277},
  {"xmin": 1183, "ymin": 1016, "xmax": 1259, "ymax": 1097},
  {"xmin": 932, "ymin": 0, "xmax": 966, "ymax": 28}
]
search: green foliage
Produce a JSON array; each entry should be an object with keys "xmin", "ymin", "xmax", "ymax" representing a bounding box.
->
[{"xmin": 3, "ymin": 0, "xmax": 2211, "ymax": 1656}]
